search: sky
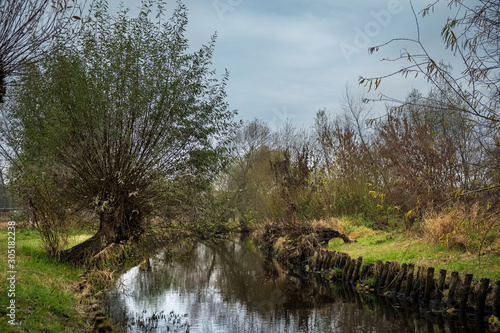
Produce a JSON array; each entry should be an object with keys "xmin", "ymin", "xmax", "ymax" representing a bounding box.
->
[{"xmin": 116, "ymin": 0, "xmax": 460, "ymax": 129}]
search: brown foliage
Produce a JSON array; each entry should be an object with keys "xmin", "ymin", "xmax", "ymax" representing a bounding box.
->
[
  {"xmin": 423, "ymin": 203, "xmax": 500, "ymax": 253},
  {"xmin": 270, "ymin": 148, "xmax": 314, "ymax": 218},
  {"xmin": 377, "ymin": 110, "xmax": 459, "ymax": 217}
]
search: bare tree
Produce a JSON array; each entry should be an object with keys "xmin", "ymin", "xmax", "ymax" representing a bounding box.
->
[
  {"xmin": 358, "ymin": 0, "xmax": 500, "ymax": 202},
  {"xmin": 360, "ymin": 0, "xmax": 499, "ymax": 124},
  {"xmin": 0, "ymin": 0, "xmax": 84, "ymax": 102},
  {"xmin": 231, "ymin": 119, "xmax": 273, "ymax": 158}
]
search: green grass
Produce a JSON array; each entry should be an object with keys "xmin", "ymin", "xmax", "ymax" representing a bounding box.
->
[
  {"xmin": 0, "ymin": 227, "xmax": 93, "ymax": 332},
  {"xmin": 329, "ymin": 229, "xmax": 500, "ymax": 281}
]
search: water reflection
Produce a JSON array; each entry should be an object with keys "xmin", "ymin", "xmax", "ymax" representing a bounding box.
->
[{"xmin": 107, "ymin": 236, "xmax": 489, "ymax": 333}]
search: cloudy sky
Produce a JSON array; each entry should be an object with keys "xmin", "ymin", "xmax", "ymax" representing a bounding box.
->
[{"xmin": 118, "ymin": 0, "xmax": 460, "ymax": 129}]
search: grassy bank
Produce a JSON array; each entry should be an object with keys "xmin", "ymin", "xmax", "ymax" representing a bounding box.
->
[
  {"xmin": 0, "ymin": 227, "xmax": 93, "ymax": 332},
  {"xmin": 328, "ymin": 219, "xmax": 500, "ymax": 281}
]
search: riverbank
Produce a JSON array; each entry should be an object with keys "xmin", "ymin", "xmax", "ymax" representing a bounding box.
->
[
  {"xmin": 1, "ymin": 219, "xmax": 499, "ymax": 331},
  {"xmin": 110, "ymin": 234, "xmax": 476, "ymax": 333},
  {"xmin": 254, "ymin": 217, "xmax": 499, "ymax": 281},
  {"xmin": 0, "ymin": 228, "xmax": 97, "ymax": 332},
  {"xmin": 327, "ymin": 219, "xmax": 500, "ymax": 281},
  {"xmin": 0, "ymin": 224, "xmax": 192, "ymax": 332},
  {"xmin": 254, "ymin": 217, "xmax": 500, "ymax": 328}
]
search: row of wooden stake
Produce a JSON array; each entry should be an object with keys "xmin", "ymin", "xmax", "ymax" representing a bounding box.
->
[{"xmin": 306, "ymin": 249, "xmax": 500, "ymax": 321}]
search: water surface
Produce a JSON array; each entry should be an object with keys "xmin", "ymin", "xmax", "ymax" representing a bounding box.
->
[{"xmin": 107, "ymin": 236, "xmax": 488, "ymax": 332}]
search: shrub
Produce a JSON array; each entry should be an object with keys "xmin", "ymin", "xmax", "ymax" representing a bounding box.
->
[
  {"xmin": 423, "ymin": 204, "xmax": 500, "ymax": 253},
  {"xmin": 423, "ymin": 210, "xmax": 468, "ymax": 250}
]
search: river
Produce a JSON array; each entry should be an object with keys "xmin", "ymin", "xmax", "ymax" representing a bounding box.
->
[{"xmin": 107, "ymin": 235, "xmax": 489, "ymax": 332}]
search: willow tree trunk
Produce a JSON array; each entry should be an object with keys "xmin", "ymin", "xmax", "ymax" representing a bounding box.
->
[{"xmin": 59, "ymin": 209, "xmax": 144, "ymax": 265}]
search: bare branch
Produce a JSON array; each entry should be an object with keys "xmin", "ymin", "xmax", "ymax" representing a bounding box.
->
[{"xmin": 0, "ymin": 0, "xmax": 86, "ymax": 102}]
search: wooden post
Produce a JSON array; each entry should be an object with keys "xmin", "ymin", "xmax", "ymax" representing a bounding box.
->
[
  {"xmin": 320, "ymin": 251, "xmax": 328, "ymax": 271},
  {"xmin": 314, "ymin": 250, "xmax": 323, "ymax": 272},
  {"xmin": 334, "ymin": 252, "xmax": 342, "ymax": 268},
  {"xmin": 493, "ymin": 280, "xmax": 500, "ymax": 317},
  {"xmin": 378, "ymin": 262, "xmax": 391, "ymax": 292},
  {"xmin": 412, "ymin": 266, "xmax": 424, "ymax": 304},
  {"xmin": 314, "ymin": 251, "xmax": 321, "ymax": 271},
  {"xmin": 375, "ymin": 260, "xmax": 384, "ymax": 286},
  {"xmin": 383, "ymin": 261, "xmax": 399, "ymax": 291},
  {"xmin": 323, "ymin": 251, "xmax": 330, "ymax": 270},
  {"xmin": 340, "ymin": 252, "xmax": 348, "ymax": 268},
  {"xmin": 459, "ymin": 273, "xmax": 473, "ymax": 318},
  {"xmin": 384, "ymin": 262, "xmax": 399, "ymax": 291},
  {"xmin": 405, "ymin": 264, "xmax": 415, "ymax": 299},
  {"xmin": 359, "ymin": 263, "xmax": 370, "ymax": 281},
  {"xmin": 332, "ymin": 252, "xmax": 339, "ymax": 268},
  {"xmin": 325, "ymin": 252, "xmax": 334, "ymax": 270},
  {"xmin": 312, "ymin": 252, "xmax": 318, "ymax": 271},
  {"xmin": 423, "ymin": 267, "xmax": 435, "ymax": 304},
  {"xmin": 322, "ymin": 250, "xmax": 330, "ymax": 269},
  {"xmin": 318, "ymin": 251, "xmax": 325, "ymax": 271},
  {"xmin": 447, "ymin": 271, "xmax": 459, "ymax": 308},
  {"xmin": 366, "ymin": 263, "xmax": 375, "ymax": 280},
  {"xmin": 318, "ymin": 250, "xmax": 326, "ymax": 271},
  {"xmin": 475, "ymin": 278, "xmax": 490, "ymax": 320},
  {"xmin": 351, "ymin": 257, "xmax": 363, "ymax": 283},
  {"xmin": 339, "ymin": 253, "xmax": 348, "ymax": 269},
  {"xmin": 316, "ymin": 250, "xmax": 323, "ymax": 271},
  {"xmin": 342, "ymin": 257, "xmax": 351, "ymax": 281},
  {"xmin": 436, "ymin": 269, "xmax": 447, "ymax": 303},
  {"xmin": 347, "ymin": 258, "xmax": 356, "ymax": 282},
  {"xmin": 344, "ymin": 258, "xmax": 351, "ymax": 280},
  {"xmin": 339, "ymin": 252, "xmax": 346, "ymax": 268},
  {"xmin": 330, "ymin": 252, "xmax": 337, "ymax": 268},
  {"xmin": 393, "ymin": 263, "xmax": 407, "ymax": 295}
]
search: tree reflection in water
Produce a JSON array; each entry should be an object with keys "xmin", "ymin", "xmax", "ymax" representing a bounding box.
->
[{"xmin": 107, "ymin": 235, "xmax": 487, "ymax": 333}]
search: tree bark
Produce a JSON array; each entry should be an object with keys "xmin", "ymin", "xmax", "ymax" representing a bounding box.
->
[
  {"xmin": 59, "ymin": 232, "xmax": 104, "ymax": 265},
  {"xmin": 59, "ymin": 209, "xmax": 144, "ymax": 265}
]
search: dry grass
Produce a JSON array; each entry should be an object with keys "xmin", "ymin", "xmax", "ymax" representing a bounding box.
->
[
  {"xmin": 423, "ymin": 210, "xmax": 468, "ymax": 249},
  {"xmin": 422, "ymin": 203, "xmax": 500, "ymax": 253},
  {"xmin": 309, "ymin": 217, "xmax": 342, "ymax": 230},
  {"xmin": 349, "ymin": 226, "xmax": 378, "ymax": 240},
  {"xmin": 318, "ymin": 217, "xmax": 379, "ymax": 240}
]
